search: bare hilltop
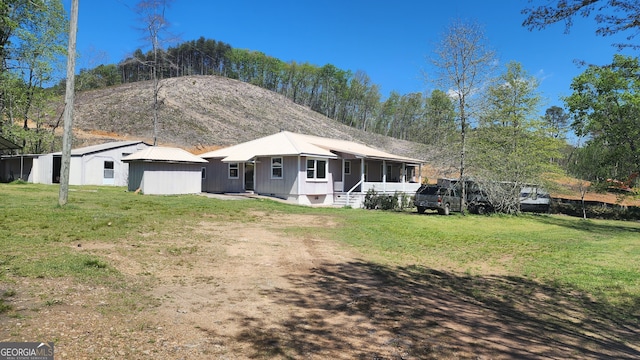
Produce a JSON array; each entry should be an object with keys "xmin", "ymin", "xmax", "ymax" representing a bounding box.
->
[{"xmin": 70, "ymin": 75, "xmax": 429, "ymax": 160}]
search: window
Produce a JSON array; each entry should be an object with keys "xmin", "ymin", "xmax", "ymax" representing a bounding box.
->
[
  {"xmin": 306, "ymin": 159, "xmax": 327, "ymax": 180},
  {"xmin": 228, "ymin": 163, "xmax": 239, "ymax": 179},
  {"xmin": 201, "ymin": 167, "xmax": 207, "ymax": 180},
  {"xmin": 271, "ymin": 157, "xmax": 283, "ymax": 179},
  {"xmin": 103, "ymin": 161, "xmax": 114, "ymax": 179},
  {"xmin": 344, "ymin": 161, "xmax": 351, "ymax": 175}
]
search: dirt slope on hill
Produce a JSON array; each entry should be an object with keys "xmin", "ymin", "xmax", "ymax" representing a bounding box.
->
[{"xmin": 69, "ymin": 75, "xmax": 429, "ymax": 160}]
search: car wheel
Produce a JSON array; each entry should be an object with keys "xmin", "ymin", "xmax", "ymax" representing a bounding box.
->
[
  {"xmin": 417, "ymin": 206, "xmax": 426, "ymax": 214},
  {"xmin": 476, "ymin": 205, "xmax": 486, "ymax": 215}
]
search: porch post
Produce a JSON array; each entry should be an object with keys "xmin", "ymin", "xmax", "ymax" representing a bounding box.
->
[
  {"xmin": 402, "ymin": 162, "xmax": 406, "ymax": 192},
  {"xmin": 360, "ymin": 158, "xmax": 365, "ymax": 191},
  {"xmin": 382, "ymin": 160, "xmax": 387, "ymax": 193},
  {"xmin": 341, "ymin": 158, "xmax": 345, "ymax": 192},
  {"xmin": 253, "ymin": 159, "xmax": 257, "ymax": 192},
  {"xmin": 297, "ymin": 156, "xmax": 301, "ymax": 198}
]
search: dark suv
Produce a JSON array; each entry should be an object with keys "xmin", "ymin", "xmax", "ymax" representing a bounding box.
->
[{"xmin": 414, "ymin": 184, "xmax": 461, "ymax": 215}]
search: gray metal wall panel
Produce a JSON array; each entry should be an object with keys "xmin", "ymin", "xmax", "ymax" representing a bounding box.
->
[
  {"xmin": 202, "ymin": 160, "xmax": 244, "ymax": 193},
  {"xmin": 254, "ymin": 156, "xmax": 297, "ymax": 198},
  {"xmin": 127, "ymin": 163, "xmax": 144, "ymax": 191}
]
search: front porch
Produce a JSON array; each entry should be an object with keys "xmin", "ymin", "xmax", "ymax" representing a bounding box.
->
[
  {"xmin": 330, "ymin": 157, "xmax": 422, "ymax": 208},
  {"xmin": 333, "ymin": 181, "xmax": 422, "ymax": 208}
]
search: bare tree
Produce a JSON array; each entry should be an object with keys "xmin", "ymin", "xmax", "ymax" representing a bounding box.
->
[
  {"xmin": 134, "ymin": 0, "xmax": 173, "ymax": 146},
  {"xmin": 522, "ymin": 0, "xmax": 640, "ymax": 50},
  {"xmin": 428, "ymin": 19, "xmax": 496, "ymax": 212},
  {"xmin": 577, "ymin": 179, "xmax": 589, "ymax": 220}
]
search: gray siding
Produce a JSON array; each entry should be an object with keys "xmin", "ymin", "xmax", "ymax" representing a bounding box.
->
[
  {"xmin": 202, "ymin": 159, "xmax": 244, "ymax": 193},
  {"xmin": 128, "ymin": 161, "xmax": 144, "ymax": 192},
  {"xmin": 329, "ymin": 159, "xmax": 341, "ymax": 182},
  {"xmin": 367, "ymin": 160, "xmax": 383, "ymax": 182},
  {"xmin": 254, "ymin": 156, "xmax": 297, "ymax": 198},
  {"xmin": 344, "ymin": 159, "xmax": 363, "ymax": 191}
]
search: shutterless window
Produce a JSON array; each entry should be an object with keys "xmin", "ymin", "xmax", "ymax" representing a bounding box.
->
[
  {"xmin": 306, "ymin": 159, "xmax": 327, "ymax": 180},
  {"xmin": 344, "ymin": 161, "xmax": 351, "ymax": 175},
  {"xmin": 271, "ymin": 157, "xmax": 283, "ymax": 179},
  {"xmin": 228, "ymin": 163, "xmax": 239, "ymax": 179},
  {"xmin": 104, "ymin": 161, "xmax": 114, "ymax": 179},
  {"xmin": 201, "ymin": 167, "xmax": 206, "ymax": 180}
]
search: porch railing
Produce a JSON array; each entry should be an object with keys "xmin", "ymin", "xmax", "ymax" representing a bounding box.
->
[
  {"xmin": 361, "ymin": 181, "xmax": 421, "ymax": 194},
  {"xmin": 346, "ymin": 179, "xmax": 363, "ymax": 207}
]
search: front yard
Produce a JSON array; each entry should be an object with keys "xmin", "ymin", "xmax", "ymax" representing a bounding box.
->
[{"xmin": 1, "ymin": 184, "xmax": 639, "ymax": 359}]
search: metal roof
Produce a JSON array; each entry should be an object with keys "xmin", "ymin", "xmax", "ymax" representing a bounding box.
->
[
  {"xmin": 199, "ymin": 131, "xmax": 422, "ymax": 164},
  {"xmin": 122, "ymin": 146, "xmax": 207, "ymax": 164},
  {"xmin": 0, "ymin": 136, "xmax": 21, "ymax": 151},
  {"xmin": 51, "ymin": 141, "xmax": 149, "ymax": 156}
]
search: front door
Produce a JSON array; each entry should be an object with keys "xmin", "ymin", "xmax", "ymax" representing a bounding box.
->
[{"xmin": 244, "ymin": 163, "xmax": 254, "ymax": 191}]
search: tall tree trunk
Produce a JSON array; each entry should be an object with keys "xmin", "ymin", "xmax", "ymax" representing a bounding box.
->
[
  {"xmin": 459, "ymin": 96, "xmax": 467, "ymax": 214},
  {"xmin": 59, "ymin": 0, "xmax": 79, "ymax": 206}
]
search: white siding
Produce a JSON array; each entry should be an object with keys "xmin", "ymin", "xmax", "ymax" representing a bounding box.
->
[
  {"xmin": 74, "ymin": 145, "xmax": 145, "ymax": 186},
  {"xmin": 22, "ymin": 142, "xmax": 149, "ymax": 186},
  {"xmin": 32, "ymin": 154, "xmax": 53, "ymax": 184},
  {"xmin": 132, "ymin": 162, "xmax": 202, "ymax": 195},
  {"xmin": 298, "ymin": 157, "xmax": 334, "ymax": 196},
  {"xmin": 69, "ymin": 157, "xmax": 83, "ymax": 185}
]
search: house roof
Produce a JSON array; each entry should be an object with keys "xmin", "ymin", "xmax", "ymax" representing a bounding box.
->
[
  {"xmin": 199, "ymin": 131, "xmax": 423, "ymax": 164},
  {"xmin": 50, "ymin": 140, "xmax": 150, "ymax": 156},
  {"xmin": 122, "ymin": 146, "xmax": 208, "ymax": 164},
  {"xmin": 0, "ymin": 136, "xmax": 21, "ymax": 151}
]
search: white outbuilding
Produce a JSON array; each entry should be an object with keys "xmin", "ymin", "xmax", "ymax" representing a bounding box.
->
[
  {"xmin": 0, "ymin": 140, "xmax": 151, "ymax": 185},
  {"xmin": 123, "ymin": 146, "xmax": 208, "ymax": 195}
]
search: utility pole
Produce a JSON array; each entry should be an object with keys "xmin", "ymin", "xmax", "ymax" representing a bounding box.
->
[{"xmin": 58, "ymin": 0, "xmax": 79, "ymax": 206}]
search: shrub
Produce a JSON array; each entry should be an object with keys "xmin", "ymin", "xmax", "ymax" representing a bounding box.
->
[
  {"xmin": 363, "ymin": 189, "xmax": 410, "ymax": 211},
  {"xmin": 551, "ymin": 201, "xmax": 640, "ymax": 221}
]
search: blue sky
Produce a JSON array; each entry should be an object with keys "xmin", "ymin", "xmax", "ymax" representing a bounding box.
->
[{"xmin": 68, "ymin": 0, "xmax": 636, "ymax": 112}]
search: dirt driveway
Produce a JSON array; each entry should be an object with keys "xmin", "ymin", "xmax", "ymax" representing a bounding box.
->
[{"xmin": 2, "ymin": 210, "xmax": 639, "ymax": 359}]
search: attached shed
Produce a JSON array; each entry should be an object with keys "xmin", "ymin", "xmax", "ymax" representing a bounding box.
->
[
  {"xmin": 122, "ymin": 146, "xmax": 208, "ymax": 195},
  {"xmin": 0, "ymin": 136, "xmax": 22, "ymax": 182}
]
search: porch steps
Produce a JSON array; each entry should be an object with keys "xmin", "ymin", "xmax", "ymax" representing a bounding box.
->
[{"xmin": 333, "ymin": 192, "xmax": 360, "ymax": 208}]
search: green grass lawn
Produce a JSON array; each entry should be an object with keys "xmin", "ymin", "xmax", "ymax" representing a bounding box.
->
[{"xmin": 1, "ymin": 183, "xmax": 639, "ymax": 320}]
